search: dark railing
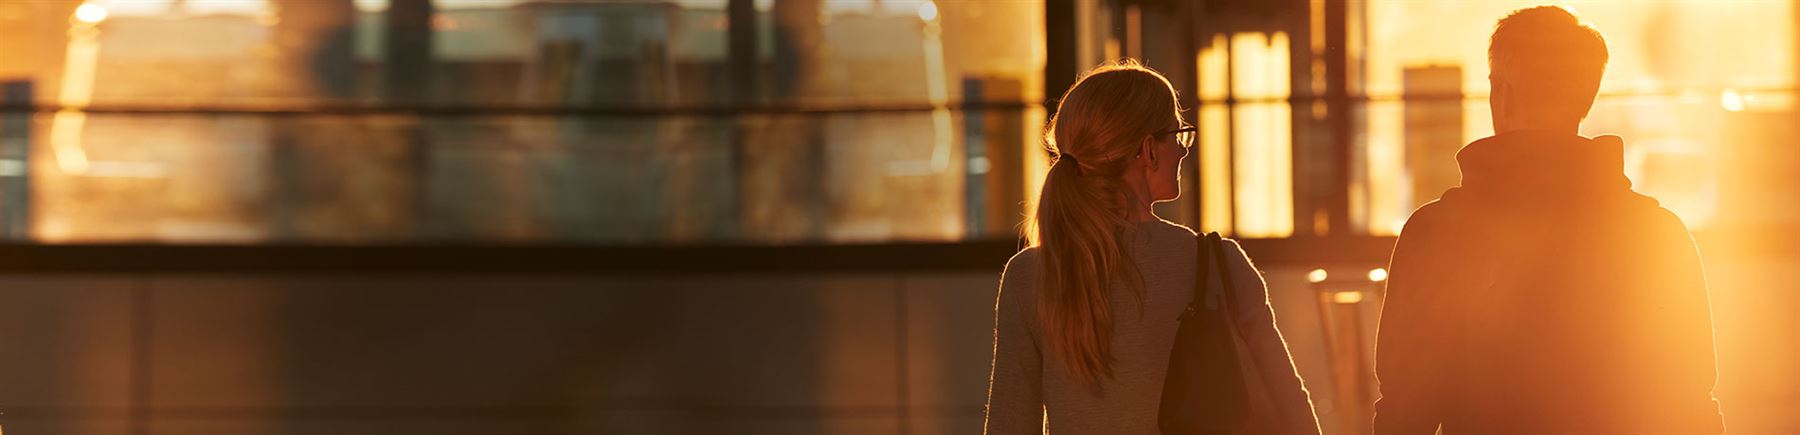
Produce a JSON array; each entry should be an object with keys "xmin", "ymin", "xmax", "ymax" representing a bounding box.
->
[{"xmin": 0, "ymin": 236, "xmax": 1399, "ymax": 274}]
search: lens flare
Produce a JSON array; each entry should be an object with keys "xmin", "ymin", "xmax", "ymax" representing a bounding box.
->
[
  {"xmin": 1307, "ymin": 268, "xmax": 1329, "ymax": 283},
  {"xmin": 1368, "ymin": 268, "xmax": 1389, "ymax": 282}
]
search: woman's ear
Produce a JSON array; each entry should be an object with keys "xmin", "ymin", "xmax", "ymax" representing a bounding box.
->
[{"xmin": 1140, "ymin": 136, "xmax": 1157, "ymax": 163}]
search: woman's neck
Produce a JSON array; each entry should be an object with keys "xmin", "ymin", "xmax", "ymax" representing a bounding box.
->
[
  {"xmin": 1122, "ymin": 173, "xmax": 1159, "ymax": 223},
  {"xmin": 1126, "ymin": 202, "xmax": 1158, "ymax": 222}
]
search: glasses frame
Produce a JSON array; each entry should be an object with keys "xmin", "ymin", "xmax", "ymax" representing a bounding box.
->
[{"xmin": 1158, "ymin": 126, "xmax": 1198, "ymax": 149}]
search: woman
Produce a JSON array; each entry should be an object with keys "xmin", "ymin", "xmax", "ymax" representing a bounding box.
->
[{"xmin": 984, "ymin": 61, "xmax": 1320, "ymax": 434}]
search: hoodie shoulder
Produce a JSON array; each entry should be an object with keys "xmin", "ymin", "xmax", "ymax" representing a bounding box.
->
[
  {"xmin": 1641, "ymin": 203, "xmax": 1698, "ymax": 241},
  {"xmin": 1591, "ymin": 134, "xmax": 1624, "ymax": 147},
  {"xmin": 1398, "ymin": 196, "xmax": 1460, "ymax": 237}
]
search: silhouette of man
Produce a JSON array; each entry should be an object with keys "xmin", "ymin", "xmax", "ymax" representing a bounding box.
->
[{"xmin": 1372, "ymin": 6, "xmax": 1724, "ymax": 434}]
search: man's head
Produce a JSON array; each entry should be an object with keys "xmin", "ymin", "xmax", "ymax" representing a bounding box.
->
[{"xmin": 1488, "ymin": 6, "xmax": 1608, "ymax": 133}]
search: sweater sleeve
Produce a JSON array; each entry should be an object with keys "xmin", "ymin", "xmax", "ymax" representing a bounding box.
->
[
  {"xmin": 1372, "ymin": 209, "xmax": 1451, "ymax": 435},
  {"xmin": 1222, "ymin": 240, "xmax": 1323, "ymax": 435},
  {"xmin": 984, "ymin": 250, "xmax": 1045, "ymax": 435},
  {"xmin": 1643, "ymin": 212, "xmax": 1725, "ymax": 434}
]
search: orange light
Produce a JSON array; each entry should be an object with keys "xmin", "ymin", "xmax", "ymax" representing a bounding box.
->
[{"xmin": 431, "ymin": 14, "xmax": 459, "ymax": 31}]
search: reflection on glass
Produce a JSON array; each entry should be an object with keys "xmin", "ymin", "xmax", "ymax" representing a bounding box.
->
[
  {"xmin": 19, "ymin": 111, "xmax": 1018, "ymax": 244},
  {"xmin": 50, "ymin": 12, "xmax": 100, "ymax": 175},
  {"xmin": 0, "ymin": 0, "xmax": 1047, "ymax": 244}
]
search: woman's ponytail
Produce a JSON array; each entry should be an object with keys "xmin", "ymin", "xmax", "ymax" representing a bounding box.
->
[{"xmin": 1028, "ymin": 60, "xmax": 1180, "ymax": 389}]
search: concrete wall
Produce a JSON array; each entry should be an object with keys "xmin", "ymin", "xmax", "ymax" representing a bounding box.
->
[
  {"xmin": 0, "ymin": 272, "xmax": 1000, "ymax": 435},
  {"xmin": 0, "ymin": 254, "xmax": 1792, "ymax": 435}
]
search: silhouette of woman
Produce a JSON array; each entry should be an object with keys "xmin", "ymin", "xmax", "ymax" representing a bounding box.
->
[{"xmin": 983, "ymin": 60, "xmax": 1320, "ymax": 434}]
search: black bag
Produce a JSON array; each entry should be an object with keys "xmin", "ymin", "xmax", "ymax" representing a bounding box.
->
[{"xmin": 1157, "ymin": 232, "xmax": 1251, "ymax": 435}]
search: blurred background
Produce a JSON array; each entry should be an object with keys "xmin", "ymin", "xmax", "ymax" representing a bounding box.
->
[{"xmin": 0, "ymin": 0, "xmax": 1794, "ymax": 434}]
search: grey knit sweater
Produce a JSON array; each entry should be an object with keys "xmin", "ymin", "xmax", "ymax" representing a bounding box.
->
[{"xmin": 984, "ymin": 220, "xmax": 1321, "ymax": 435}]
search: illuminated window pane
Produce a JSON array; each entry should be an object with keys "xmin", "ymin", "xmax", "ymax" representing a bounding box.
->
[
  {"xmin": 1197, "ymin": 35, "xmax": 1232, "ymax": 235},
  {"xmin": 1230, "ymin": 32, "xmax": 1294, "ymax": 238}
]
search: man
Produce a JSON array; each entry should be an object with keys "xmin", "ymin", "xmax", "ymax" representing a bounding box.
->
[{"xmin": 1372, "ymin": 6, "xmax": 1724, "ymax": 434}]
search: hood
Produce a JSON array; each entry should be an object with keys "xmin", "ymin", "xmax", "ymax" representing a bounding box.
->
[{"xmin": 1442, "ymin": 129, "xmax": 1647, "ymax": 209}]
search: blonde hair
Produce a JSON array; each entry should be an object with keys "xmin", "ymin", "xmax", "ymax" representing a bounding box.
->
[
  {"xmin": 1029, "ymin": 60, "xmax": 1182, "ymax": 387},
  {"xmin": 1489, "ymin": 5, "xmax": 1609, "ymax": 122}
]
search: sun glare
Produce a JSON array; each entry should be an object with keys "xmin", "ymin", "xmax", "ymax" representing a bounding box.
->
[
  {"xmin": 1356, "ymin": 1, "xmax": 1794, "ymax": 234},
  {"xmin": 917, "ymin": 1, "xmax": 938, "ymax": 22},
  {"xmin": 73, "ymin": 3, "xmax": 108, "ymax": 24}
]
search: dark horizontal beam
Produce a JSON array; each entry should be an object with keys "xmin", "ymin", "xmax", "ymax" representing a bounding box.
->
[
  {"xmin": 4, "ymin": 84, "xmax": 1780, "ymax": 117},
  {"xmin": 0, "ymin": 237, "xmax": 1399, "ymax": 275},
  {"xmin": 0, "ymin": 101, "xmax": 1038, "ymax": 118},
  {"xmin": 0, "ymin": 232, "xmax": 1779, "ymax": 275},
  {"xmin": 0, "ymin": 241, "xmax": 1025, "ymax": 275},
  {"xmin": 0, "ymin": 403, "xmax": 985, "ymax": 421},
  {"xmin": 3, "ymin": 231, "xmax": 1771, "ymax": 274}
]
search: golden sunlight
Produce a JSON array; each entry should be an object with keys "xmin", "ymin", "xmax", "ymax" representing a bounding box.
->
[{"xmin": 1362, "ymin": 1, "xmax": 1794, "ymax": 232}]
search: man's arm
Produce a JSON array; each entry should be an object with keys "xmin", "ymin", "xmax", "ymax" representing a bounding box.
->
[
  {"xmin": 1372, "ymin": 209, "xmax": 1451, "ymax": 435},
  {"xmin": 1644, "ymin": 212, "xmax": 1725, "ymax": 434}
]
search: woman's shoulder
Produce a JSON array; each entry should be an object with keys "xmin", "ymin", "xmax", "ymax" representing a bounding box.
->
[
  {"xmin": 996, "ymin": 247, "xmax": 1042, "ymax": 313},
  {"xmin": 1136, "ymin": 219, "xmax": 1201, "ymax": 247},
  {"xmin": 1143, "ymin": 218, "xmax": 1200, "ymax": 236},
  {"xmin": 1143, "ymin": 220, "xmax": 1254, "ymax": 266},
  {"xmin": 1135, "ymin": 219, "xmax": 1203, "ymax": 254},
  {"xmin": 1001, "ymin": 247, "xmax": 1042, "ymax": 282}
]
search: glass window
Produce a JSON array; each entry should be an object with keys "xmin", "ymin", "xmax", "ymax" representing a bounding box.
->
[
  {"xmin": 1197, "ymin": 32, "xmax": 1298, "ymax": 238},
  {"xmin": 0, "ymin": 0, "xmax": 1045, "ymax": 244}
]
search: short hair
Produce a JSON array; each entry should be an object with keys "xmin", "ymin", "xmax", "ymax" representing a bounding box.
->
[{"xmin": 1488, "ymin": 6, "xmax": 1609, "ymax": 121}]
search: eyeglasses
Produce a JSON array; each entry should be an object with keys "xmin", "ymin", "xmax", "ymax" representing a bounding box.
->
[{"xmin": 1158, "ymin": 126, "xmax": 1197, "ymax": 149}]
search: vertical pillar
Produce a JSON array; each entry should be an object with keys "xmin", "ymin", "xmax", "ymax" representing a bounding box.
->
[
  {"xmin": 273, "ymin": 0, "xmax": 356, "ymax": 96},
  {"xmin": 1140, "ymin": 0, "xmax": 1200, "ymax": 227},
  {"xmin": 964, "ymin": 78, "xmax": 1027, "ymax": 238},
  {"xmin": 0, "ymin": 81, "xmax": 29, "ymax": 238},
  {"xmin": 386, "ymin": 0, "xmax": 432, "ymax": 236},
  {"xmin": 771, "ymin": 0, "xmax": 821, "ymax": 100},
  {"xmin": 268, "ymin": 0, "xmax": 360, "ymax": 239},
  {"xmin": 1322, "ymin": 0, "xmax": 1352, "ymax": 236},
  {"xmin": 385, "ymin": 0, "xmax": 434, "ymax": 103},
  {"xmin": 724, "ymin": 0, "xmax": 758, "ymax": 238},
  {"xmin": 1290, "ymin": 0, "xmax": 1324, "ymax": 237},
  {"xmin": 1045, "ymin": 0, "xmax": 1079, "ymax": 115},
  {"xmin": 727, "ymin": 0, "xmax": 759, "ymax": 105}
]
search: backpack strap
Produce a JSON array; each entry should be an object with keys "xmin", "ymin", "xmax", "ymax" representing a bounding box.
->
[
  {"xmin": 1208, "ymin": 232, "xmax": 1239, "ymax": 312},
  {"xmin": 1183, "ymin": 231, "xmax": 1220, "ymax": 318}
]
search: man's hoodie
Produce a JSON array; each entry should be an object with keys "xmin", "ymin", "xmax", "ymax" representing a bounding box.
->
[{"xmin": 1372, "ymin": 130, "xmax": 1725, "ymax": 435}]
